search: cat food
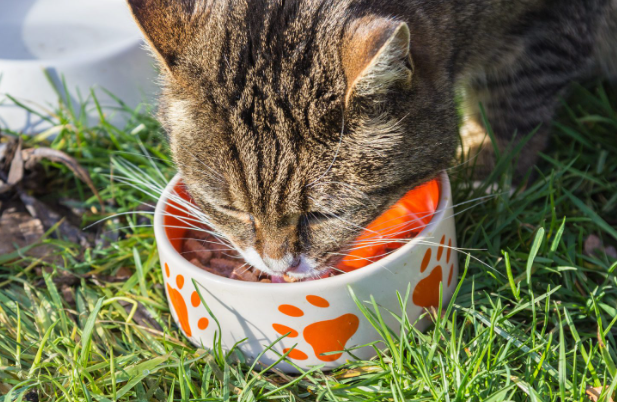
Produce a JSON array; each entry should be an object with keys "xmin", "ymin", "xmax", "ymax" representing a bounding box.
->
[
  {"xmin": 179, "ymin": 178, "xmax": 440, "ymax": 282},
  {"xmin": 181, "ymin": 228, "xmax": 330, "ymax": 282},
  {"xmin": 181, "ymin": 228, "xmax": 311, "ymax": 283},
  {"xmin": 181, "ymin": 228, "xmax": 271, "ymax": 282}
]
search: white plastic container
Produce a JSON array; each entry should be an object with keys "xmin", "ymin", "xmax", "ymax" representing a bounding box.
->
[
  {"xmin": 0, "ymin": 0, "xmax": 158, "ymax": 133},
  {"xmin": 154, "ymin": 172, "xmax": 459, "ymax": 372}
]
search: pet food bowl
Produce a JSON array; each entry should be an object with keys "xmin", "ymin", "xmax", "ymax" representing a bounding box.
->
[
  {"xmin": 0, "ymin": 0, "xmax": 158, "ymax": 133},
  {"xmin": 154, "ymin": 172, "xmax": 458, "ymax": 372}
]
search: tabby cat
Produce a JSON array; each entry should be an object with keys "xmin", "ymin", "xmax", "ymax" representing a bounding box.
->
[{"xmin": 126, "ymin": 0, "xmax": 616, "ymax": 279}]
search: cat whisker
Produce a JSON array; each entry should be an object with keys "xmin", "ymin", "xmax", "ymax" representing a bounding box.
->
[
  {"xmin": 325, "ymin": 253, "xmax": 397, "ymax": 276},
  {"xmin": 106, "ymin": 156, "xmax": 244, "ymax": 257},
  {"xmin": 113, "ymin": 150, "xmax": 219, "ymax": 185},
  {"xmin": 84, "ymin": 210, "xmax": 154, "ymax": 230},
  {"xmin": 109, "ymin": 163, "xmax": 215, "ymax": 228},
  {"xmin": 333, "ymin": 238, "xmax": 500, "ymax": 276},
  {"xmin": 236, "ymin": 263, "xmax": 252, "ymax": 276},
  {"xmin": 174, "ymin": 143, "xmax": 225, "ymax": 182},
  {"xmin": 105, "ymin": 217, "xmax": 228, "ymax": 245},
  {"xmin": 415, "ymin": 240, "xmax": 499, "ymax": 275},
  {"xmin": 178, "ymin": 249, "xmax": 235, "ymax": 257},
  {"xmin": 221, "ymin": 253, "xmax": 243, "ymax": 259},
  {"xmin": 108, "ymin": 176, "xmax": 168, "ymax": 205},
  {"xmin": 110, "ymin": 174, "xmax": 165, "ymax": 197},
  {"xmin": 175, "ymin": 236, "xmax": 236, "ymax": 248},
  {"xmin": 309, "ymin": 196, "xmax": 383, "ymax": 236},
  {"xmin": 137, "ymin": 141, "xmax": 168, "ymax": 184},
  {"xmin": 311, "ymin": 178, "xmax": 505, "ymax": 237},
  {"xmin": 97, "ymin": 224, "xmax": 157, "ymax": 235},
  {"xmin": 327, "ymin": 251, "xmax": 392, "ymax": 262},
  {"xmin": 343, "ymin": 238, "xmax": 483, "ymax": 253},
  {"xmin": 310, "ymin": 181, "xmax": 375, "ymax": 207},
  {"xmin": 306, "ymin": 199, "xmax": 358, "ymax": 233},
  {"xmin": 112, "ymin": 158, "xmax": 168, "ymax": 188},
  {"xmin": 84, "ymin": 208, "xmax": 214, "ymax": 232},
  {"xmin": 323, "ymin": 265, "xmax": 346, "ymax": 275},
  {"xmin": 345, "ymin": 195, "xmax": 502, "ymax": 243}
]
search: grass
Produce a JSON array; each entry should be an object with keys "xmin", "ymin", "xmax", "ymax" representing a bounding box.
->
[{"xmin": 0, "ymin": 80, "xmax": 616, "ymax": 401}]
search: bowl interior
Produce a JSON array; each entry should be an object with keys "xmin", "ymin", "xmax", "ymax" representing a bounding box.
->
[
  {"xmin": 336, "ymin": 179, "xmax": 440, "ymax": 271},
  {"xmin": 162, "ymin": 177, "xmax": 442, "ymax": 274},
  {"xmin": 0, "ymin": 0, "xmax": 140, "ymax": 61}
]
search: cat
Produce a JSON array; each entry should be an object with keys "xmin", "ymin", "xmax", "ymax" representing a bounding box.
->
[{"xmin": 126, "ymin": 0, "xmax": 617, "ymax": 279}]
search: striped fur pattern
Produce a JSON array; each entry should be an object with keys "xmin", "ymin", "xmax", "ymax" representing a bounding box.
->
[{"xmin": 127, "ymin": 0, "xmax": 616, "ymax": 278}]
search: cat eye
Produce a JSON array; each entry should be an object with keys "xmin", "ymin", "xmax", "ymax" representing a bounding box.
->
[
  {"xmin": 216, "ymin": 204, "xmax": 242, "ymax": 214},
  {"xmin": 304, "ymin": 211, "xmax": 336, "ymax": 224},
  {"xmin": 215, "ymin": 204, "xmax": 254, "ymax": 224}
]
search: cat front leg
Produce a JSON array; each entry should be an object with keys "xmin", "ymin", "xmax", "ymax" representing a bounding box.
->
[
  {"xmin": 460, "ymin": 72, "xmax": 561, "ymax": 183},
  {"xmin": 459, "ymin": 2, "xmax": 599, "ymax": 182}
]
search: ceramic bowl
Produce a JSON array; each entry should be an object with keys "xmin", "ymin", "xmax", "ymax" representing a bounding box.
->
[
  {"xmin": 154, "ymin": 172, "xmax": 458, "ymax": 372},
  {"xmin": 0, "ymin": 0, "xmax": 158, "ymax": 133}
]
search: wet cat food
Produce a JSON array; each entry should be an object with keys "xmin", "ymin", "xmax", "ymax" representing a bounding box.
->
[
  {"xmin": 181, "ymin": 227, "xmax": 267, "ymax": 281},
  {"xmin": 178, "ymin": 178, "xmax": 440, "ymax": 282}
]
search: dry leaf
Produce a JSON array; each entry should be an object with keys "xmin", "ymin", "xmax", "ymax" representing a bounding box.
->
[
  {"xmin": 21, "ymin": 147, "xmax": 105, "ymax": 212},
  {"xmin": 598, "ymin": 326, "xmax": 606, "ymax": 349},
  {"xmin": 586, "ymin": 386, "xmax": 615, "ymax": 402},
  {"xmin": 0, "ymin": 141, "xmax": 9, "ymax": 165},
  {"xmin": 205, "ymin": 355, "xmax": 242, "ymax": 395},
  {"xmin": 115, "ymin": 266, "xmax": 133, "ymax": 280},
  {"xmin": 585, "ymin": 235, "xmax": 603, "ymax": 255},
  {"xmin": 0, "ymin": 211, "xmax": 45, "ymax": 254},
  {"xmin": 7, "ymin": 140, "xmax": 23, "ymax": 185},
  {"xmin": 119, "ymin": 300, "xmax": 163, "ymax": 331},
  {"xmin": 0, "ymin": 211, "xmax": 57, "ymax": 263},
  {"xmin": 59, "ymin": 198, "xmax": 87, "ymax": 216},
  {"xmin": 61, "ymin": 285, "xmax": 76, "ymax": 306},
  {"xmin": 23, "ymin": 390, "xmax": 39, "ymax": 402},
  {"xmin": 335, "ymin": 365, "xmax": 382, "ymax": 379},
  {"xmin": 19, "ymin": 192, "xmax": 89, "ymax": 247},
  {"xmin": 0, "ymin": 180, "xmax": 11, "ymax": 194},
  {"xmin": 0, "ymin": 134, "xmax": 18, "ymax": 171},
  {"xmin": 585, "ymin": 234, "xmax": 617, "ymax": 260},
  {"xmin": 0, "ymin": 382, "xmax": 12, "ymax": 395}
]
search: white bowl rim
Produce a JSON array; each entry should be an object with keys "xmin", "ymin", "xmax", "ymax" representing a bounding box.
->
[{"xmin": 154, "ymin": 171, "xmax": 452, "ymax": 291}]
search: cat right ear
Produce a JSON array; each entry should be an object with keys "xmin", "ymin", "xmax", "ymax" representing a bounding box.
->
[
  {"xmin": 342, "ymin": 18, "xmax": 413, "ymax": 106},
  {"xmin": 126, "ymin": 0, "xmax": 205, "ymax": 75}
]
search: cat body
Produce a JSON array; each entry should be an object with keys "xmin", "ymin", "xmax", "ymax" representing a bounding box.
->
[{"xmin": 127, "ymin": 0, "xmax": 616, "ymax": 279}]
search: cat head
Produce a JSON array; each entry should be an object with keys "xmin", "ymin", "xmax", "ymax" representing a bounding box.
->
[{"xmin": 127, "ymin": 0, "xmax": 457, "ymax": 279}]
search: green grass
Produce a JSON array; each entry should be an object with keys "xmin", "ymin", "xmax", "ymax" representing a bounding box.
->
[{"xmin": 0, "ymin": 81, "xmax": 616, "ymax": 401}]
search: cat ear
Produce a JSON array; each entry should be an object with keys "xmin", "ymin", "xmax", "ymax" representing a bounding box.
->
[
  {"xmin": 342, "ymin": 18, "xmax": 413, "ymax": 105},
  {"xmin": 126, "ymin": 0, "xmax": 204, "ymax": 74}
]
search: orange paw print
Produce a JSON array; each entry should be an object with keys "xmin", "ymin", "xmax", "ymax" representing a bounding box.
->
[
  {"xmin": 412, "ymin": 235, "xmax": 455, "ymax": 308},
  {"xmin": 273, "ymin": 295, "xmax": 360, "ymax": 362},
  {"xmin": 164, "ymin": 262, "xmax": 209, "ymax": 336}
]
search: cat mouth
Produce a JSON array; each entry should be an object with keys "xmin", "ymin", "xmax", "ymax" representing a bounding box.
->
[
  {"xmin": 235, "ymin": 247, "xmax": 329, "ymax": 281},
  {"xmin": 273, "ymin": 255, "xmax": 327, "ymax": 281},
  {"xmin": 274, "ymin": 254, "xmax": 345, "ymax": 281}
]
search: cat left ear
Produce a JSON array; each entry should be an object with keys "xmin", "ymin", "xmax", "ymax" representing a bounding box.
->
[
  {"xmin": 126, "ymin": 0, "xmax": 205, "ymax": 75},
  {"xmin": 342, "ymin": 18, "xmax": 413, "ymax": 106}
]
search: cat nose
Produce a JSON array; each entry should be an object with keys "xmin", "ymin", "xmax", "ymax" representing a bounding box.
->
[
  {"xmin": 290, "ymin": 255, "xmax": 301, "ymax": 268},
  {"xmin": 259, "ymin": 227, "xmax": 301, "ymax": 273},
  {"xmin": 262, "ymin": 253, "xmax": 300, "ymax": 273}
]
